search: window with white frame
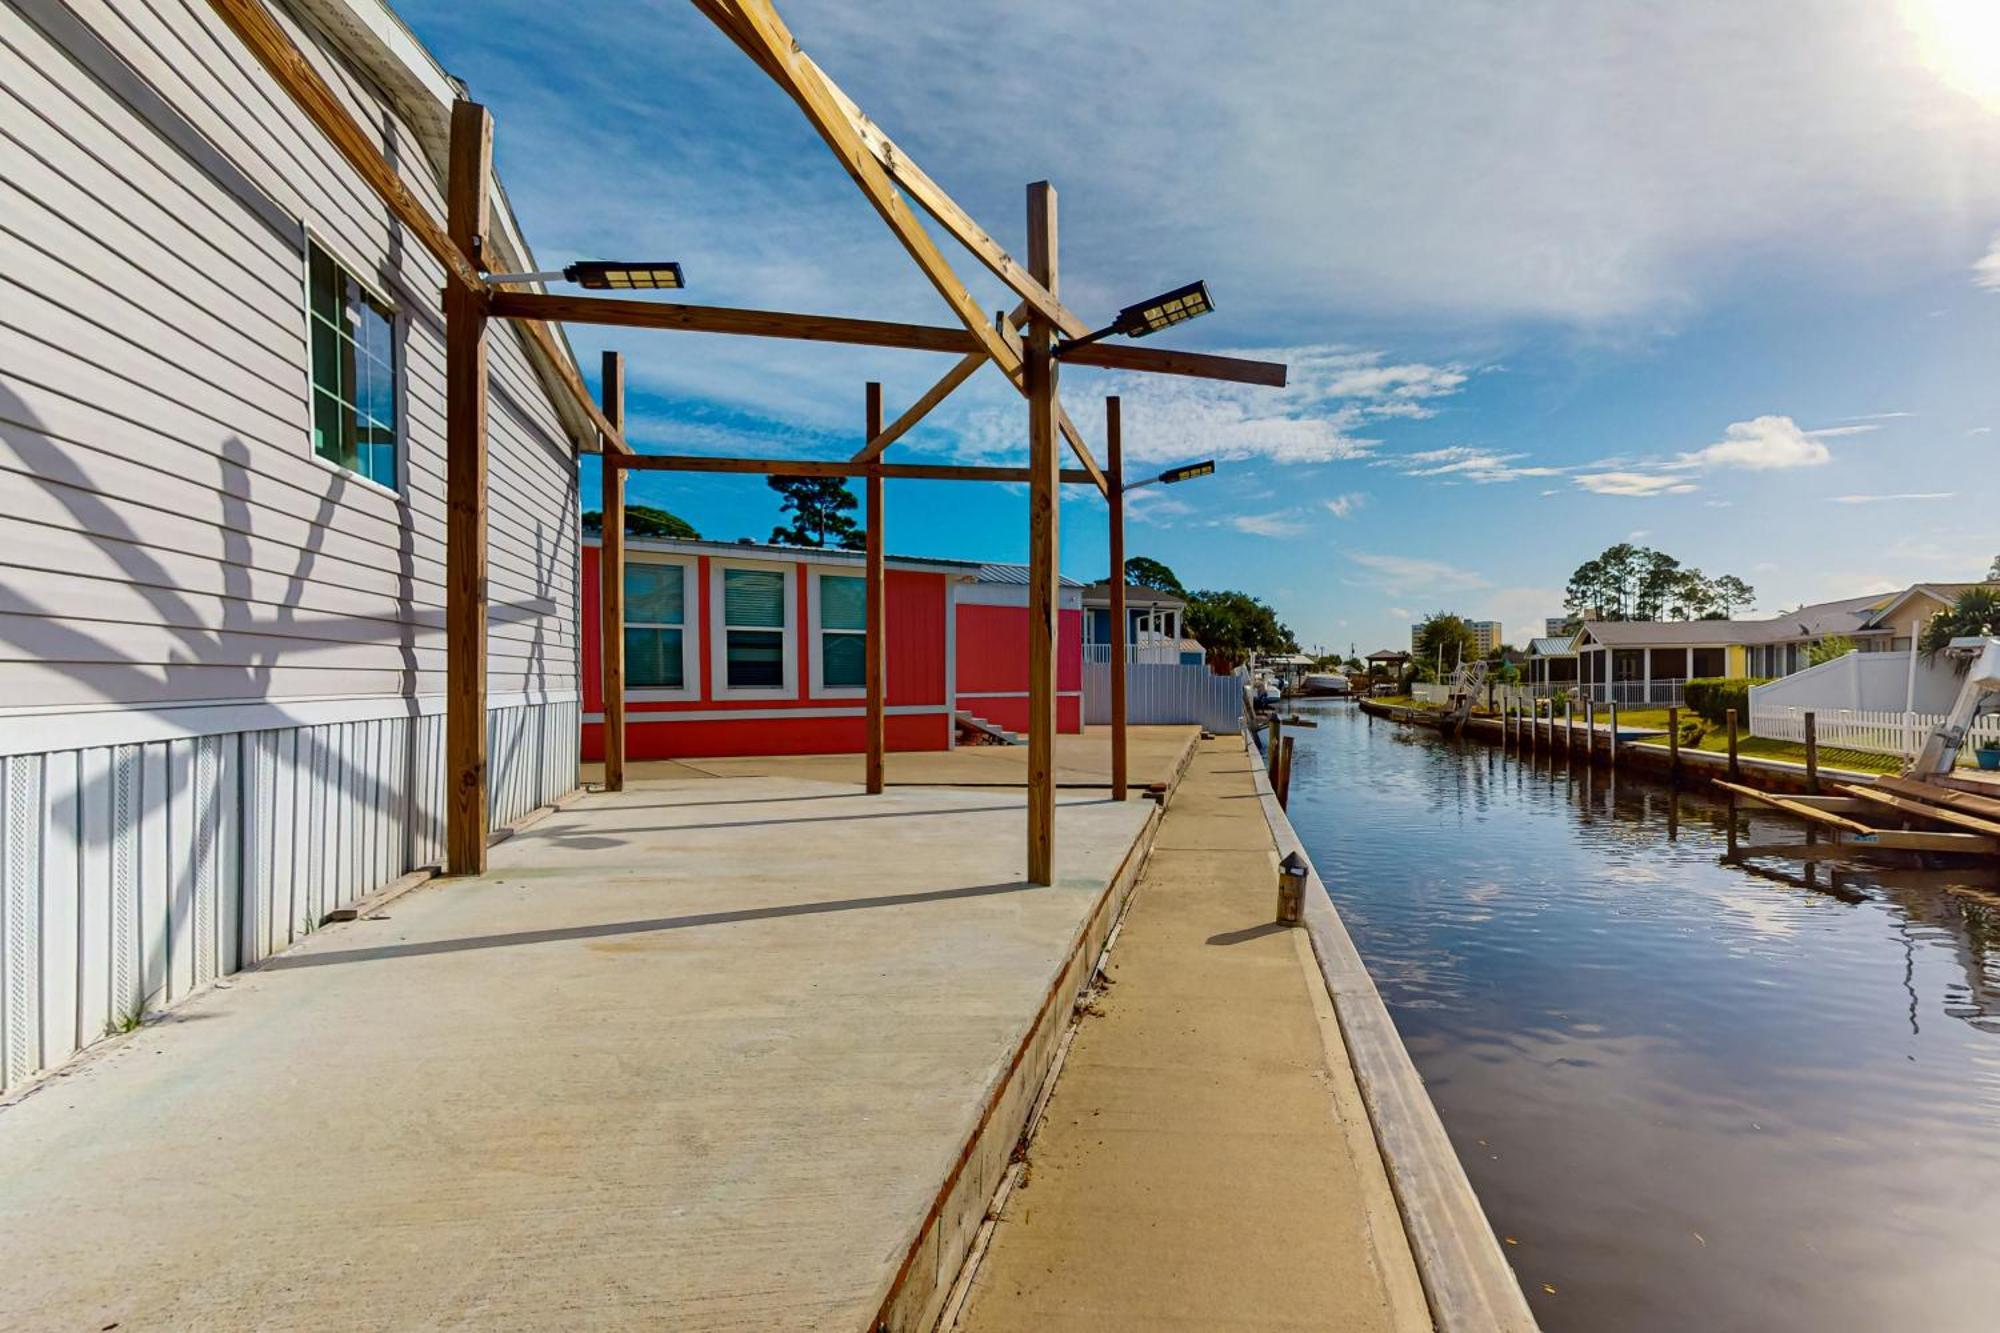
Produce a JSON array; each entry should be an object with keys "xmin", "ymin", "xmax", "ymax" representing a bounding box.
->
[
  {"xmin": 306, "ymin": 240, "xmax": 399, "ymax": 489},
  {"xmin": 624, "ymin": 560, "xmax": 690, "ymax": 691},
  {"xmin": 722, "ymin": 566, "xmax": 789, "ymax": 691},
  {"xmin": 817, "ymin": 573, "xmax": 867, "ymax": 692}
]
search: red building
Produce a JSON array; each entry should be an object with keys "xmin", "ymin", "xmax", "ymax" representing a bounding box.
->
[{"xmin": 582, "ymin": 537, "xmax": 1082, "ymax": 760}]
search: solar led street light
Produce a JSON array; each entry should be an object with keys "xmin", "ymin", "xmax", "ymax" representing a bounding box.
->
[
  {"xmin": 1123, "ymin": 459, "xmax": 1217, "ymax": 493},
  {"xmin": 1057, "ymin": 280, "xmax": 1214, "ymax": 356},
  {"xmin": 485, "ymin": 261, "xmax": 685, "ymax": 290}
]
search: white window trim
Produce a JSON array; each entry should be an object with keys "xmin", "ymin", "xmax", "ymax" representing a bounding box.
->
[
  {"xmin": 300, "ymin": 228, "xmax": 405, "ymax": 496},
  {"xmin": 623, "ymin": 552, "xmax": 700, "ymax": 702},
  {"xmin": 709, "ymin": 557, "xmax": 799, "ymax": 700},
  {"xmin": 807, "ymin": 565, "xmax": 868, "ymax": 700}
]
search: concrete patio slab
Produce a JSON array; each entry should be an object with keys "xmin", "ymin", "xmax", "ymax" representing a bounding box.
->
[{"xmin": 0, "ymin": 772, "xmax": 1157, "ymax": 1331}]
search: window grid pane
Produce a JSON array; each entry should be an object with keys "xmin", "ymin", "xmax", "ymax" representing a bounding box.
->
[
  {"xmin": 724, "ymin": 569, "xmax": 786, "ymax": 628},
  {"xmin": 625, "ymin": 563, "xmax": 685, "ymax": 625},
  {"xmin": 819, "ymin": 575, "xmax": 866, "ymax": 631},
  {"xmin": 727, "ymin": 629, "xmax": 784, "ymax": 688},
  {"xmin": 822, "ymin": 632, "xmax": 865, "ymax": 688},
  {"xmin": 625, "ymin": 627, "xmax": 684, "ymax": 688}
]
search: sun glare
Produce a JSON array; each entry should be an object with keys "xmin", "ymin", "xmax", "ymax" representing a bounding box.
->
[{"xmin": 1904, "ymin": 0, "xmax": 2000, "ymax": 111}]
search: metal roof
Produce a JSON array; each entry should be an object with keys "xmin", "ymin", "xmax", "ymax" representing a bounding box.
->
[
  {"xmin": 1527, "ymin": 636, "xmax": 1578, "ymax": 657},
  {"xmin": 975, "ymin": 563, "xmax": 1086, "ymax": 589}
]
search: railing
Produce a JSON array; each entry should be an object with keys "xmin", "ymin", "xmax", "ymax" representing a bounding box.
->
[
  {"xmin": 1575, "ymin": 679, "xmax": 1687, "ymax": 708},
  {"xmin": 1751, "ymin": 706, "xmax": 2000, "ymax": 760},
  {"xmin": 1083, "ymin": 642, "xmax": 1189, "ymax": 666}
]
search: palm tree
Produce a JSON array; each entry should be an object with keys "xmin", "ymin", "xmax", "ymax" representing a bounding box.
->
[{"xmin": 1920, "ymin": 586, "xmax": 2000, "ymax": 665}]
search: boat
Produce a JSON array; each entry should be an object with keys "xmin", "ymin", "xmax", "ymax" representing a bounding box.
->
[{"xmin": 1301, "ymin": 672, "xmax": 1352, "ymax": 697}]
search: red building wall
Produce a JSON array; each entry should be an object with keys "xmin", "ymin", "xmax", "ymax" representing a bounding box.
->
[
  {"xmin": 953, "ymin": 601, "xmax": 1084, "ymax": 734},
  {"xmin": 582, "ymin": 546, "xmax": 952, "ymax": 759}
]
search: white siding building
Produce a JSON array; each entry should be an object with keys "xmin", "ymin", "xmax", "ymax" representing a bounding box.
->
[{"xmin": 0, "ymin": 0, "xmax": 585, "ymax": 1091}]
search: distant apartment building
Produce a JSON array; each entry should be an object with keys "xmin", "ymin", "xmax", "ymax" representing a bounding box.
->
[
  {"xmin": 1470, "ymin": 620, "xmax": 1503, "ymax": 654},
  {"xmin": 1545, "ymin": 616, "xmax": 1572, "ymax": 638}
]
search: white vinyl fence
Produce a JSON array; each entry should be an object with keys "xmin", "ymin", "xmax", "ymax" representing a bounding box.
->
[
  {"xmin": 1083, "ymin": 661, "xmax": 1245, "ymax": 733},
  {"xmin": 1751, "ymin": 706, "xmax": 2000, "ymax": 759},
  {"xmin": 1413, "ymin": 683, "xmax": 1451, "ymax": 705}
]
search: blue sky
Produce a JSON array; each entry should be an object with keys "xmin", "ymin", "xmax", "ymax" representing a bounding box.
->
[{"xmin": 402, "ymin": 0, "xmax": 2000, "ymax": 655}]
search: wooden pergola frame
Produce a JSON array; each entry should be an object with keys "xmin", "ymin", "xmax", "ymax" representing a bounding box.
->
[{"xmin": 210, "ymin": 0, "xmax": 1286, "ymax": 885}]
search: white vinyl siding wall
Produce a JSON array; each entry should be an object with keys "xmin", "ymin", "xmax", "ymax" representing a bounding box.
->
[{"xmin": 0, "ymin": 0, "xmax": 581, "ymax": 1093}]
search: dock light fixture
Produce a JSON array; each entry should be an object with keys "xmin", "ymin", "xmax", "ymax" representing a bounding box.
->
[
  {"xmin": 485, "ymin": 261, "xmax": 685, "ymax": 290},
  {"xmin": 1122, "ymin": 459, "xmax": 1216, "ymax": 493},
  {"xmin": 1057, "ymin": 280, "xmax": 1214, "ymax": 356}
]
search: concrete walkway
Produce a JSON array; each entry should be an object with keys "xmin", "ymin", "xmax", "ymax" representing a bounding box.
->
[
  {"xmin": 0, "ymin": 771, "xmax": 1155, "ymax": 1330},
  {"xmin": 958, "ymin": 736, "xmax": 1432, "ymax": 1332}
]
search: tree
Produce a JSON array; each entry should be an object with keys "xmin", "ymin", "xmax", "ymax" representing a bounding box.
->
[
  {"xmin": 1412, "ymin": 611, "xmax": 1478, "ymax": 673},
  {"xmin": 1988, "ymin": 554, "xmax": 2000, "ymax": 581},
  {"xmin": 1123, "ymin": 556, "xmax": 1185, "ymax": 594},
  {"xmin": 581, "ymin": 505, "xmax": 699, "ymax": 540},
  {"xmin": 1920, "ymin": 585, "xmax": 2000, "ymax": 663},
  {"xmin": 767, "ymin": 474, "xmax": 864, "ymax": 550},
  {"xmin": 1709, "ymin": 574, "xmax": 1755, "ymax": 617},
  {"xmin": 1183, "ymin": 589, "xmax": 1296, "ymax": 668}
]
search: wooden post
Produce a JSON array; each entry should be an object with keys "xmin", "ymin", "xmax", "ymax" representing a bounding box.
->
[
  {"xmin": 1803, "ymin": 710, "xmax": 1819, "ymax": 794},
  {"xmin": 1269, "ymin": 713, "xmax": 1283, "ymax": 775},
  {"xmin": 865, "ymin": 382, "xmax": 886, "ymax": 796},
  {"xmin": 1667, "ymin": 705, "xmax": 1681, "ymax": 785},
  {"xmin": 1025, "ymin": 181, "xmax": 1060, "ymax": 886},
  {"xmin": 1609, "ymin": 701, "xmax": 1619, "ymax": 766},
  {"xmin": 599, "ymin": 351, "xmax": 627, "ymax": 794},
  {"xmin": 1726, "ymin": 787, "xmax": 1740, "ymax": 858},
  {"xmin": 1566, "ymin": 699, "xmax": 1575, "ymax": 756},
  {"xmin": 1583, "ymin": 699, "xmax": 1594, "ymax": 763},
  {"xmin": 443, "ymin": 100, "xmax": 491, "ymax": 877},
  {"xmin": 1107, "ymin": 396, "xmax": 1128, "ymax": 801},
  {"xmin": 1727, "ymin": 707, "xmax": 1741, "ymax": 781},
  {"xmin": 1278, "ymin": 735, "xmax": 1295, "ymax": 809}
]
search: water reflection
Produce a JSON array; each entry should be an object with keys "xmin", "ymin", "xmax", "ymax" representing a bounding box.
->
[{"xmin": 1287, "ymin": 702, "xmax": 2000, "ymax": 1333}]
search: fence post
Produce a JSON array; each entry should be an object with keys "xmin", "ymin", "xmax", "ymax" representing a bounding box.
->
[
  {"xmin": 1803, "ymin": 710, "xmax": 1819, "ymax": 794},
  {"xmin": 1727, "ymin": 707, "xmax": 1740, "ymax": 781},
  {"xmin": 1608, "ymin": 702, "xmax": 1619, "ymax": 767},
  {"xmin": 1667, "ymin": 705, "xmax": 1681, "ymax": 785}
]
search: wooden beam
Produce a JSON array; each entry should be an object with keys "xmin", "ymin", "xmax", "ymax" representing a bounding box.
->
[
  {"xmin": 609, "ymin": 454, "xmax": 1098, "ymax": 483},
  {"xmin": 600, "ymin": 351, "xmax": 628, "ymax": 793},
  {"xmin": 443, "ymin": 101, "xmax": 492, "ymax": 877},
  {"xmin": 1874, "ymin": 774, "xmax": 2000, "ymax": 822},
  {"xmin": 1839, "ymin": 783, "xmax": 2000, "ymax": 838},
  {"xmin": 205, "ymin": 0, "xmax": 479, "ymax": 291},
  {"xmin": 1107, "ymin": 395, "xmax": 1127, "ymax": 802},
  {"xmin": 490, "ymin": 290, "xmax": 978, "ymax": 355},
  {"xmin": 692, "ymin": 0, "xmax": 1025, "ymax": 379},
  {"xmin": 1712, "ymin": 781, "xmax": 1877, "ymax": 834},
  {"xmin": 851, "ymin": 352, "xmax": 986, "ymax": 462},
  {"xmin": 801, "ymin": 53, "xmax": 1091, "ymax": 341},
  {"xmin": 1026, "ymin": 181, "xmax": 1060, "ymax": 887},
  {"xmin": 1060, "ymin": 340, "xmax": 1289, "ymax": 388},
  {"xmin": 865, "ymin": 384, "xmax": 886, "ymax": 795},
  {"xmin": 1056, "ymin": 403, "xmax": 1109, "ymax": 496}
]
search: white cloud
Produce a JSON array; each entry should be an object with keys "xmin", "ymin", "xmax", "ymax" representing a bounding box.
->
[
  {"xmin": 1575, "ymin": 471, "xmax": 1700, "ymax": 496},
  {"xmin": 1676, "ymin": 415, "xmax": 1841, "ymax": 470},
  {"xmin": 1126, "ymin": 492, "xmax": 1194, "ymax": 525},
  {"xmin": 1324, "ymin": 492, "xmax": 1369, "ymax": 518},
  {"xmin": 1970, "ymin": 426, "xmax": 1993, "ymax": 436},
  {"xmin": 1385, "ymin": 446, "xmax": 1567, "ymax": 484},
  {"xmin": 1976, "ymin": 232, "xmax": 2000, "ymax": 291},
  {"xmin": 1827, "ymin": 491, "xmax": 1954, "ymax": 503},
  {"xmin": 1388, "ymin": 607, "xmax": 1412, "ymax": 620},
  {"xmin": 1229, "ymin": 511, "xmax": 1308, "ymax": 538},
  {"xmin": 1349, "ymin": 552, "xmax": 1490, "ymax": 594}
]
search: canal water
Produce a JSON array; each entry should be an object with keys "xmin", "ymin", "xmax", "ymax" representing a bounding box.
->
[{"xmin": 1282, "ymin": 700, "xmax": 2000, "ymax": 1332}]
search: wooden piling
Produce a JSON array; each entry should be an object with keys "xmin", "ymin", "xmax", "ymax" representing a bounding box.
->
[
  {"xmin": 1565, "ymin": 699, "xmax": 1575, "ymax": 756},
  {"xmin": 1667, "ymin": 705, "xmax": 1680, "ymax": 785},
  {"xmin": 1024, "ymin": 181, "xmax": 1060, "ymax": 886},
  {"xmin": 1727, "ymin": 707, "xmax": 1740, "ymax": 781},
  {"xmin": 1278, "ymin": 735, "xmax": 1295, "ymax": 809},
  {"xmin": 1583, "ymin": 700, "xmax": 1594, "ymax": 763},
  {"xmin": 1269, "ymin": 713, "xmax": 1284, "ymax": 775},
  {"xmin": 1803, "ymin": 710, "xmax": 1819, "ymax": 795},
  {"xmin": 1608, "ymin": 702, "xmax": 1619, "ymax": 766}
]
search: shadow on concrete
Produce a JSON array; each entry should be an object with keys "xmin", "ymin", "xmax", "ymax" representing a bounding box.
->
[
  {"xmin": 261, "ymin": 879, "xmax": 1042, "ymax": 970},
  {"xmin": 1204, "ymin": 921, "xmax": 1290, "ymax": 947}
]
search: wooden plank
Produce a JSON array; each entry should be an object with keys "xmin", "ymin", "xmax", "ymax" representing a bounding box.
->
[
  {"xmin": 1107, "ymin": 395, "xmax": 1127, "ymax": 802},
  {"xmin": 202, "ymin": 0, "xmax": 479, "ymax": 291},
  {"xmin": 1060, "ymin": 340, "xmax": 1289, "ymax": 387},
  {"xmin": 692, "ymin": 0, "xmax": 1025, "ymax": 379},
  {"xmin": 490, "ymin": 290, "xmax": 980, "ymax": 355},
  {"xmin": 801, "ymin": 53, "xmax": 1091, "ymax": 340},
  {"xmin": 1874, "ymin": 773, "xmax": 2000, "ymax": 822},
  {"xmin": 1711, "ymin": 780, "xmax": 1877, "ymax": 834},
  {"xmin": 600, "ymin": 351, "xmax": 627, "ymax": 793},
  {"xmin": 850, "ymin": 352, "xmax": 986, "ymax": 462},
  {"xmin": 1055, "ymin": 404, "xmax": 1110, "ymax": 497},
  {"xmin": 1839, "ymin": 783, "xmax": 2000, "ymax": 838},
  {"xmin": 443, "ymin": 100, "xmax": 491, "ymax": 877},
  {"xmin": 865, "ymin": 384, "xmax": 886, "ymax": 795},
  {"xmin": 1025, "ymin": 181, "xmax": 1059, "ymax": 887},
  {"xmin": 610, "ymin": 455, "xmax": 1099, "ymax": 483}
]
